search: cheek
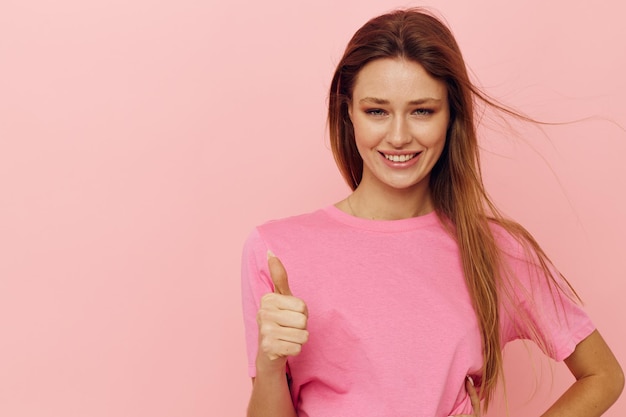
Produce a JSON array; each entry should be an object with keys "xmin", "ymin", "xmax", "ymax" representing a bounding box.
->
[
  {"xmin": 353, "ymin": 136, "xmax": 371, "ymax": 160},
  {"xmin": 415, "ymin": 123, "xmax": 448, "ymax": 148},
  {"xmin": 352, "ymin": 124, "xmax": 374, "ymax": 147},
  {"xmin": 430, "ymin": 137, "xmax": 447, "ymax": 162},
  {"xmin": 353, "ymin": 118, "xmax": 386, "ymax": 146},
  {"xmin": 430, "ymin": 136, "xmax": 448, "ymax": 166}
]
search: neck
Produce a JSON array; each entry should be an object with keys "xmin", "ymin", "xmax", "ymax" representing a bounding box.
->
[{"xmin": 346, "ymin": 183, "xmax": 434, "ymax": 220}]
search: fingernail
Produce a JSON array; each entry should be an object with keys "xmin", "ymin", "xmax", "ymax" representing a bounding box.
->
[
  {"xmin": 466, "ymin": 375, "xmax": 474, "ymax": 386},
  {"xmin": 267, "ymin": 250, "xmax": 275, "ymax": 259}
]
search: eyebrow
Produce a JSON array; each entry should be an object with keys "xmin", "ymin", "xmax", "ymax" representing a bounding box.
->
[{"xmin": 359, "ymin": 97, "xmax": 443, "ymax": 105}]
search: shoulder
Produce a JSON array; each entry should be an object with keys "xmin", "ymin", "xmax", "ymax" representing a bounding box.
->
[
  {"xmin": 241, "ymin": 207, "xmax": 339, "ymax": 283},
  {"xmin": 488, "ymin": 218, "xmax": 535, "ymax": 263},
  {"xmin": 256, "ymin": 207, "xmax": 334, "ymax": 239},
  {"xmin": 241, "ymin": 211, "xmax": 326, "ymax": 286},
  {"xmin": 242, "ymin": 207, "xmax": 335, "ymax": 254},
  {"xmin": 488, "ymin": 218, "xmax": 572, "ymax": 299}
]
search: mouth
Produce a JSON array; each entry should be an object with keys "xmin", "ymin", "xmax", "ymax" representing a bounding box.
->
[{"xmin": 380, "ymin": 152, "xmax": 420, "ymax": 163}]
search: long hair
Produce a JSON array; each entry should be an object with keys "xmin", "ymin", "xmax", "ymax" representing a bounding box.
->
[{"xmin": 328, "ymin": 8, "xmax": 579, "ymax": 410}]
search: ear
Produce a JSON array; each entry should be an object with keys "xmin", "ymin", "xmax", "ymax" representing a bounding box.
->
[{"xmin": 347, "ymin": 99, "xmax": 353, "ymax": 121}]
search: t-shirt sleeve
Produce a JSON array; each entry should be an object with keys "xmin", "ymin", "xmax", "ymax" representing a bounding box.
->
[
  {"xmin": 241, "ymin": 228, "xmax": 273, "ymax": 378},
  {"xmin": 499, "ymin": 236, "xmax": 595, "ymax": 362}
]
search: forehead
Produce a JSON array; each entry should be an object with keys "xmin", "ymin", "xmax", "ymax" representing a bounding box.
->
[{"xmin": 352, "ymin": 58, "xmax": 447, "ymax": 100}]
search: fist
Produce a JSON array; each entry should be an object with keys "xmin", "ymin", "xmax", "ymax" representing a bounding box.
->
[{"xmin": 256, "ymin": 251, "xmax": 309, "ymax": 367}]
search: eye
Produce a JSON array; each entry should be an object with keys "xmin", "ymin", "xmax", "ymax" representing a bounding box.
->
[
  {"xmin": 413, "ymin": 108, "xmax": 433, "ymax": 116},
  {"xmin": 365, "ymin": 108, "xmax": 387, "ymax": 117}
]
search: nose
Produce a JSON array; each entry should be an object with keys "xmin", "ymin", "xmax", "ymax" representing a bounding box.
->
[{"xmin": 386, "ymin": 116, "xmax": 411, "ymax": 147}]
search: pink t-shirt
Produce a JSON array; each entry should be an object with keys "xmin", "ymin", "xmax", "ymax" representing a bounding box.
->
[{"xmin": 241, "ymin": 206, "xmax": 595, "ymax": 416}]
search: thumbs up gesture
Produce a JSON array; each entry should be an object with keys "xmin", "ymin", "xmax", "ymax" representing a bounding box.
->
[{"xmin": 256, "ymin": 251, "xmax": 309, "ymax": 370}]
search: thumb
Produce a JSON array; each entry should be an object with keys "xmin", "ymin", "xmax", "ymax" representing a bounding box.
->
[{"xmin": 267, "ymin": 250, "xmax": 292, "ymax": 296}]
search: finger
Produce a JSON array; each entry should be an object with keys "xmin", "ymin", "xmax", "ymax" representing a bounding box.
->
[
  {"xmin": 258, "ymin": 318, "xmax": 309, "ymax": 345},
  {"xmin": 274, "ymin": 326, "xmax": 309, "ymax": 345},
  {"xmin": 466, "ymin": 376, "xmax": 480, "ymax": 416},
  {"xmin": 260, "ymin": 292, "xmax": 307, "ymax": 314},
  {"xmin": 259, "ymin": 307, "xmax": 307, "ymax": 330},
  {"xmin": 268, "ymin": 250, "xmax": 292, "ymax": 296},
  {"xmin": 265, "ymin": 339, "xmax": 304, "ymax": 360}
]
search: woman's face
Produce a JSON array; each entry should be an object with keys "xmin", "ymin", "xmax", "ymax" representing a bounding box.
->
[{"xmin": 348, "ymin": 58, "xmax": 449, "ymax": 194}]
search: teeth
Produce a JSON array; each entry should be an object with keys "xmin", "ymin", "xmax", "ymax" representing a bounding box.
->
[{"xmin": 384, "ymin": 153, "xmax": 416, "ymax": 162}]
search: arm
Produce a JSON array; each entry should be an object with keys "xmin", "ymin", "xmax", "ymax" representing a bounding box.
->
[
  {"xmin": 248, "ymin": 366, "xmax": 297, "ymax": 417},
  {"xmin": 540, "ymin": 330, "xmax": 624, "ymax": 416},
  {"xmin": 247, "ymin": 253, "xmax": 308, "ymax": 417},
  {"xmin": 456, "ymin": 330, "xmax": 623, "ymax": 417}
]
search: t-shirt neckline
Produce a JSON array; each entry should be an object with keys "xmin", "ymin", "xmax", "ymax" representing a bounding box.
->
[{"xmin": 322, "ymin": 204, "xmax": 440, "ymax": 233}]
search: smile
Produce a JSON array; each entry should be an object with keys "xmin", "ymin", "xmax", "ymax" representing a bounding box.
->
[{"xmin": 381, "ymin": 152, "xmax": 420, "ymax": 162}]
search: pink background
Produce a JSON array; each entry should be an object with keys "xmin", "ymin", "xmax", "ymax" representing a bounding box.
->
[{"xmin": 1, "ymin": 0, "xmax": 624, "ymax": 416}]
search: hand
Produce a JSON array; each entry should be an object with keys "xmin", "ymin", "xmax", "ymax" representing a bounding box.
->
[
  {"xmin": 450, "ymin": 376, "xmax": 481, "ymax": 417},
  {"xmin": 256, "ymin": 251, "xmax": 309, "ymax": 371}
]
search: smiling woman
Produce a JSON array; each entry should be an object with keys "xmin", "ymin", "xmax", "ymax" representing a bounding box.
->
[
  {"xmin": 241, "ymin": 8, "xmax": 624, "ymax": 417},
  {"xmin": 346, "ymin": 58, "xmax": 449, "ymax": 219}
]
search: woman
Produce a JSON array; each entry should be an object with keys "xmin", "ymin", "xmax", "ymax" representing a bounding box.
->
[{"xmin": 241, "ymin": 8, "xmax": 624, "ymax": 416}]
